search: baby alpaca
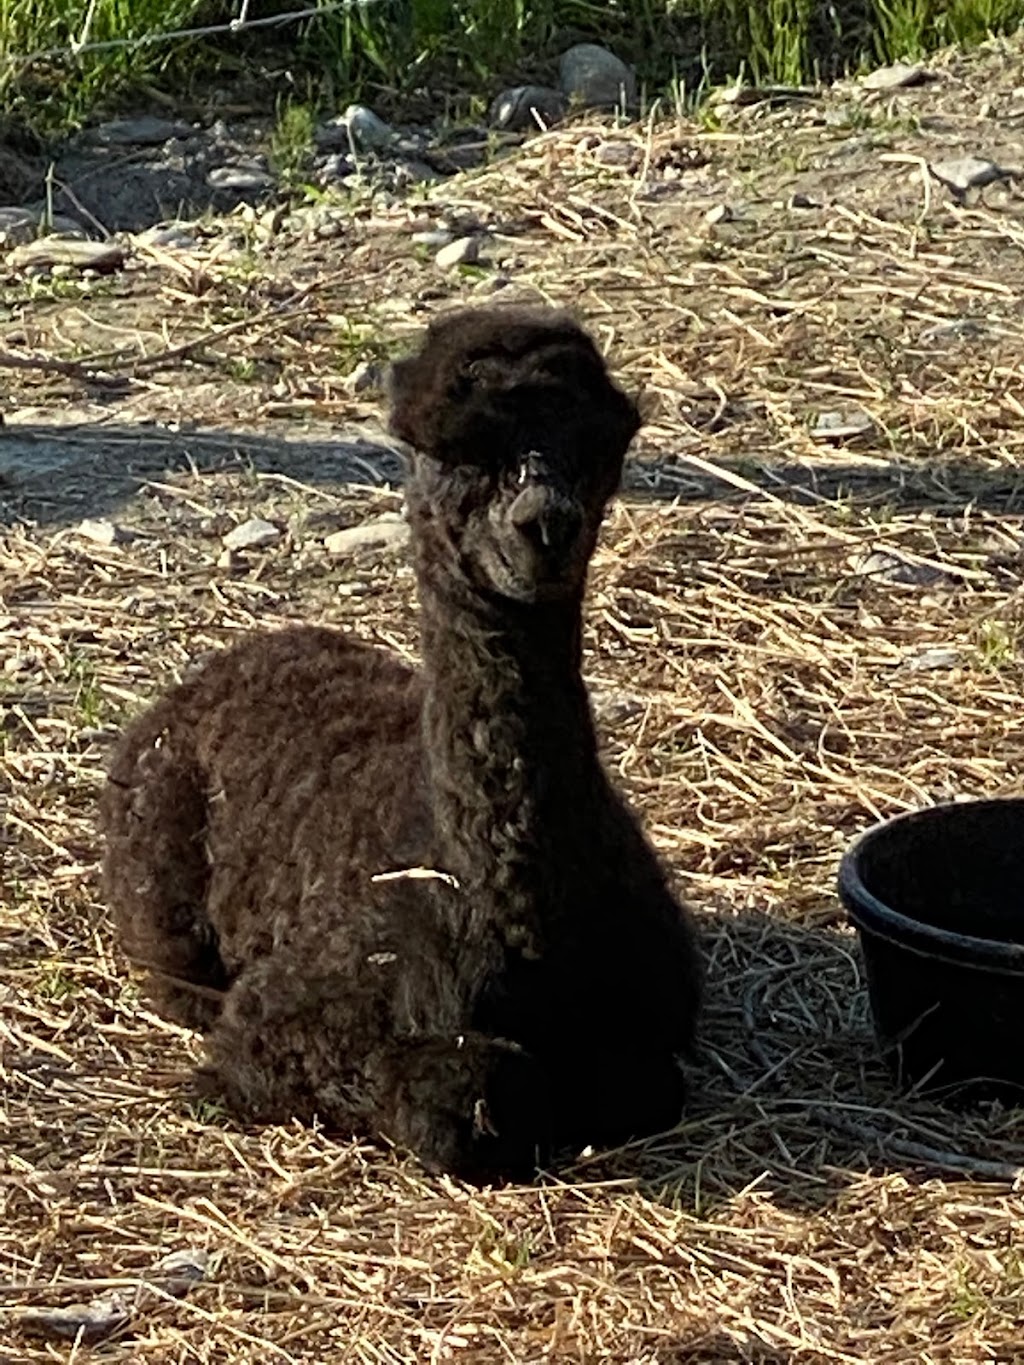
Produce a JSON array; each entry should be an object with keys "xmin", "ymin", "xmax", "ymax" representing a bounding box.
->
[{"xmin": 102, "ymin": 305, "xmax": 702, "ymax": 1180}]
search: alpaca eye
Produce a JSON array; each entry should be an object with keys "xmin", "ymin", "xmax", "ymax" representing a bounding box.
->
[{"xmin": 462, "ymin": 359, "xmax": 496, "ymax": 386}]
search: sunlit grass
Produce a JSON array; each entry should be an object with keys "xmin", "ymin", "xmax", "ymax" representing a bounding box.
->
[{"xmin": 2, "ymin": 0, "xmax": 1023, "ymax": 131}]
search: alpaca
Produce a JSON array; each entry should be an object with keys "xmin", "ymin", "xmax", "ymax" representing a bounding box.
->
[{"xmin": 101, "ymin": 305, "xmax": 702, "ymax": 1180}]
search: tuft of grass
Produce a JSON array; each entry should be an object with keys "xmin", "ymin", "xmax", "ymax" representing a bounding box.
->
[
  {"xmin": 976, "ymin": 619, "xmax": 1016, "ymax": 670},
  {"xmin": 66, "ymin": 652, "xmax": 105, "ymax": 726},
  {"xmin": 0, "ymin": 0, "xmax": 207, "ymax": 130},
  {"xmin": 35, "ymin": 962, "xmax": 79, "ymax": 1001},
  {"xmin": 269, "ymin": 98, "xmax": 315, "ymax": 187},
  {"xmin": 871, "ymin": 0, "xmax": 1024, "ymax": 60}
]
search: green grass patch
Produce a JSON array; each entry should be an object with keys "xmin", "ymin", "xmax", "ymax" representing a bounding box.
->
[
  {"xmin": 1, "ymin": 0, "xmax": 208, "ymax": 128},
  {"xmin": 2, "ymin": 0, "xmax": 1024, "ymax": 134}
]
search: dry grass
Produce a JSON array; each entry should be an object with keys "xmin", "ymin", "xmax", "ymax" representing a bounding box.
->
[{"xmin": 5, "ymin": 36, "xmax": 1024, "ymax": 1364}]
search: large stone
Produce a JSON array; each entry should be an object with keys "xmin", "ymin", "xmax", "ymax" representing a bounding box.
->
[
  {"xmin": 8, "ymin": 236, "xmax": 125, "ymax": 273},
  {"xmin": 559, "ymin": 44, "xmax": 637, "ymax": 108},
  {"xmin": 490, "ymin": 85, "xmax": 568, "ymax": 131}
]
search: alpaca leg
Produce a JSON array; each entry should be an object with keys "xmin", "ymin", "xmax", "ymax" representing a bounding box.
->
[
  {"xmin": 203, "ymin": 946, "xmax": 550, "ymax": 1179},
  {"xmin": 101, "ymin": 706, "xmax": 226, "ymax": 1031},
  {"xmin": 199, "ymin": 947, "xmax": 370, "ymax": 1130}
]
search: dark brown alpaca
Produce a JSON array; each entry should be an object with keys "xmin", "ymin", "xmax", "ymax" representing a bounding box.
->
[{"xmin": 101, "ymin": 306, "xmax": 702, "ymax": 1180}]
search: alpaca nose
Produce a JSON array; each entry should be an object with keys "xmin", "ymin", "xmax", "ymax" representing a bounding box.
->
[{"xmin": 509, "ymin": 483, "xmax": 582, "ymax": 554}]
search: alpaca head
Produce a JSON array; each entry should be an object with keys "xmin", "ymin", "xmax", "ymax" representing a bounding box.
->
[{"xmin": 388, "ymin": 306, "xmax": 640, "ymax": 603}]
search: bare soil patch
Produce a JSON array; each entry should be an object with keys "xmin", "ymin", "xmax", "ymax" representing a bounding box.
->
[{"xmin": 5, "ymin": 36, "xmax": 1024, "ymax": 1363}]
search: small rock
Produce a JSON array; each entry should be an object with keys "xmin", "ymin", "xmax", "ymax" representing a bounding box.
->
[
  {"xmin": 208, "ymin": 164, "xmax": 275, "ymax": 191},
  {"xmin": 343, "ymin": 360, "xmax": 383, "ymax": 395},
  {"xmin": 4, "ymin": 651, "xmax": 39, "ymax": 676},
  {"xmin": 148, "ymin": 1248, "xmax": 211, "ymax": 1298},
  {"xmin": 92, "ymin": 115, "xmax": 193, "ymax": 146},
  {"xmin": 75, "ymin": 518, "xmax": 131, "ymax": 547},
  {"xmin": 0, "ymin": 206, "xmax": 38, "ymax": 247},
  {"xmin": 590, "ymin": 689, "xmax": 645, "ymax": 725},
  {"xmin": 136, "ymin": 224, "xmax": 198, "ymax": 250},
  {"xmin": 315, "ymin": 117, "xmax": 352, "ymax": 151},
  {"xmin": 396, "ymin": 134, "xmax": 432, "ymax": 159},
  {"xmin": 704, "ymin": 203, "xmax": 733, "ymax": 225},
  {"xmin": 222, "ymin": 517, "xmax": 281, "ymax": 551},
  {"xmin": 861, "ymin": 61, "xmax": 936, "ymax": 92},
  {"xmin": 919, "ymin": 317, "xmax": 984, "ymax": 344},
  {"xmin": 812, "ymin": 409, "xmax": 874, "ymax": 441},
  {"xmin": 324, "ymin": 516, "xmax": 410, "ymax": 556},
  {"xmin": 424, "ymin": 141, "xmax": 488, "ymax": 174},
  {"xmin": 255, "ymin": 205, "xmax": 288, "ymax": 241},
  {"xmin": 318, "ymin": 153, "xmax": 354, "ymax": 183},
  {"xmin": 713, "ymin": 83, "xmax": 761, "ymax": 107},
  {"xmin": 341, "ymin": 104, "xmax": 393, "ymax": 152},
  {"xmin": 435, "ymin": 235, "xmax": 480, "ymax": 269},
  {"xmin": 489, "ymin": 85, "xmax": 568, "ymax": 131},
  {"xmin": 18, "ymin": 1295, "xmax": 130, "ymax": 1345},
  {"xmin": 716, "ymin": 83, "xmax": 814, "ymax": 107},
  {"xmin": 394, "ymin": 158, "xmax": 443, "ymax": 186},
  {"xmin": 853, "ymin": 550, "xmax": 948, "ymax": 587},
  {"xmin": 412, "ymin": 228, "xmax": 453, "ymax": 248},
  {"xmin": 929, "ymin": 156, "xmax": 1008, "ymax": 197},
  {"xmin": 559, "ymin": 43, "xmax": 637, "ymax": 108},
  {"xmin": 902, "ymin": 646, "xmax": 963, "ymax": 671},
  {"xmin": 788, "ymin": 191, "xmax": 818, "ymax": 209},
  {"xmin": 592, "ymin": 140, "xmax": 636, "ymax": 167},
  {"xmin": 9, "ymin": 236, "xmax": 125, "ymax": 273}
]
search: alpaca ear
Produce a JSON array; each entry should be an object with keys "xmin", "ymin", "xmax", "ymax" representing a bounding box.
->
[{"xmin": 386, "ymin": 354, "xmax": 435, "ymax": 451}]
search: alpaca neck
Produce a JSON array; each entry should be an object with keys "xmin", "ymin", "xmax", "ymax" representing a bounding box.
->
[{"xmin": 417, "ymin": 573, "xmax": 601, "ymax": 915}]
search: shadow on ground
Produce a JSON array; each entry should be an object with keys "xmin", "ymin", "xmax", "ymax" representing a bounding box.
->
[
  {"xmin": 0, "ymin": 421, "xmax": 405, "ymax": 528},
  {"xmin": 567, "ymin": 907, "xmax": 1024, "ymax": 1215},
  {"xmin": 6, "ymin": 417, "xmax": 1024, "ymax": 532}
]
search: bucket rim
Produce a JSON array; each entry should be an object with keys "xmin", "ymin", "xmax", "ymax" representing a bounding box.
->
[{"xmin": 838, "ymin": 798, "xmax": 1024, "ymax": 975}]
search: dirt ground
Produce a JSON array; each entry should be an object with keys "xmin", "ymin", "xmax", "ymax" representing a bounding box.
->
[{"xmin": 6, "ymin": 33, "xmax": 1024, "ymax": 1364}]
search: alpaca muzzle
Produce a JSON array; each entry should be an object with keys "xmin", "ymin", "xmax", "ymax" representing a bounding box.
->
[{"xmin": 508, "ymin": 480, "xmax": 583, "ymax": 557}]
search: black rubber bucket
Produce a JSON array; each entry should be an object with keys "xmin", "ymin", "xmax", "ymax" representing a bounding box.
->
[{"xmin": 838, "ymin": 799, "xmax": 1024, "ymax": 1103}]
